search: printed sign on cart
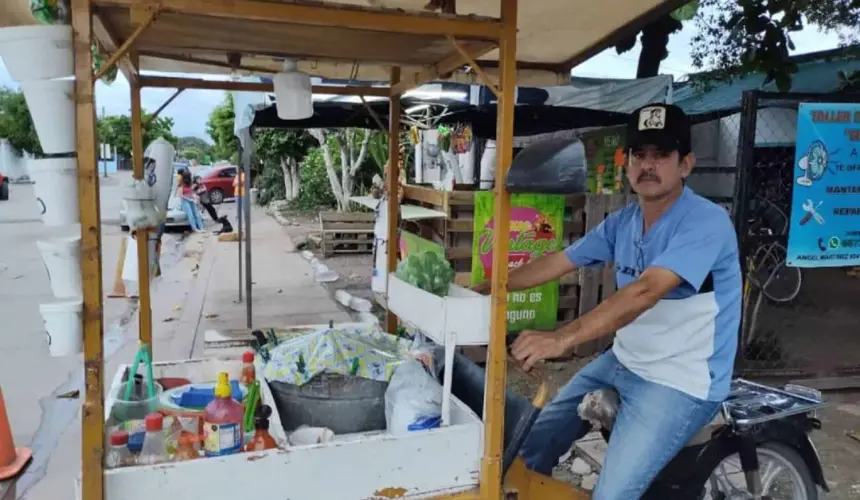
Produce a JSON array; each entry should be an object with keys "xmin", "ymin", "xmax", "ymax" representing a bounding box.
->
[
  {"xmin": 471, "ymin": 192, "xmax": 564, "ymax": 331},
  {"xmin": 786, "ymin": 103, "xmax": 860, "ymax": 268},
  {"xmin": 580, "ymin": 125, "xmax": 627, "ymax": 194}
]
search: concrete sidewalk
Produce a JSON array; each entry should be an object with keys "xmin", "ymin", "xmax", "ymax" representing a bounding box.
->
[{"xmin": 189, "ymin": 206, "xmax": 350, "ymax": 355}]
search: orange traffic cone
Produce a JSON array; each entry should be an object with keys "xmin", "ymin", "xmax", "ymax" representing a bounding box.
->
[{"xmin": 0, "ymin": 386, "xmax": 31, "ymax": 481}]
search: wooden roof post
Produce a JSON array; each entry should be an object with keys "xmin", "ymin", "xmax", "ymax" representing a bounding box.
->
[
  {"xmin": 481, "ymin": 0, "xmax": 517, "ymax": 497},
  {"xmin": 72, "ymin": 0, "xmax": 106, "ymax": 499},
  {"xmin": 385, "ymin": 66, "xmax": 402, "ymax": 335}
]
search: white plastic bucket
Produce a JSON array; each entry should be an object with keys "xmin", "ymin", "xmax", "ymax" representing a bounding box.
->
[
  {"xmin": 0, "ymin": 25, "xmax": 73, "ymax": 81},
  {"xmin": 19, "ymin": 78, "xmax": 76, "ymax": 154},
  {"xmin": 37, "ymin": 236, "xmax": 82, "ymax": 299},
  {"xmin": 27, "ymin": 157, "xmax": 79, "ymax": 226},
  {"xmin": 39, "ymin": 300, "xmax": 83, "ymax": 357},
  {"xmin": 122, "ymin": 233, "xmax": 159, "ymax": 286},
  {"xmin": 144, "ymin": 138, "xmax": 177, "ymax": 215}
]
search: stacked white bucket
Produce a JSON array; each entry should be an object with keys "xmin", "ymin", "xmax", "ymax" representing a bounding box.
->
[{"xmin": 0, "ymin": 25, "xmax": 83, "ymax": 357}]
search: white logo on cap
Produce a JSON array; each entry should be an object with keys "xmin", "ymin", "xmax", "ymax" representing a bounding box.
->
[{"xmin": 638, "ymin": 106, "xmax": 666, "ymax": 131}]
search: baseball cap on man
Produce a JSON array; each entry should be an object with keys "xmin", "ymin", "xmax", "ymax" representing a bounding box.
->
[{"xmin": 626, "ymin": 103, "xmax": 692, "ymax": 156}]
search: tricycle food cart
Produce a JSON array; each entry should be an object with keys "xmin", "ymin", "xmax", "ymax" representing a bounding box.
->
[{"xmin": 7, "ymin": 0, "xmax": 695, "ymax": 498}]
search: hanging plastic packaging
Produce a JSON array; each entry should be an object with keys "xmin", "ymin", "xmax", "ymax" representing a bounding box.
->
[{"xmin": 505, "ymin": 137, "xmax": 589, "ymax": 195}]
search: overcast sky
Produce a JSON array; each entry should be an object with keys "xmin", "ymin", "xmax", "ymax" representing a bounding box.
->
[{"xmin": 0, "ymin": 22, "xmax": 843, "ymax": 141}]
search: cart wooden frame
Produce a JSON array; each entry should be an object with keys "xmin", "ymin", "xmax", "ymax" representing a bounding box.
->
[{"xmin": 55, "ymin": 0, "xmax": 689, "ymax": 498}]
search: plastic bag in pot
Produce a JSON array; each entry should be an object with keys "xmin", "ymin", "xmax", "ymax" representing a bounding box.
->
[{"xmin": 505, "ymin": 137, "xmax": 588, "ymax": 195}]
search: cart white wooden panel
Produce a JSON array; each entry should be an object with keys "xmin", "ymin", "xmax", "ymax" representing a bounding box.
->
[{"xmin": 81, "ymin": 353, "xmax": 484, "ymax": 499}]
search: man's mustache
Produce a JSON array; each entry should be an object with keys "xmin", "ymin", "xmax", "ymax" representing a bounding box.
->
[{"xmin": 637, "ymin": 172, "xmax": 661, "ymax": 182}]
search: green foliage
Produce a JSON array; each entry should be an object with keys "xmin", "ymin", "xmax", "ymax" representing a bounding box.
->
[
  {"xmin": 177, "ymin": 136, "xmax": 212, "ymax": 159},
  {"xmin": 367, "ymin": 131, "xmax": 389, "ymax": 173},
  {"xmin": 671, "ymin": 0, "xmax": 699, "ymax": 21},
  {"xmin": 206, "ymin": 93, "xmax": 239, "ymax": 161},
  {"xmin": 691, "ymin": 0, "xmax": 860, "ymax": 91},
  {"xmin": 253, "ymin": 128, "xmax": 316, "ymax": 206},
  {"xmin": 0, "ymin": 87, "xmax": 42, "ymax": 155},
  {"xmin": 294, "ymin": 148, "xmax": 338, "ymax": 210},
  {"xmin": 97, "ymin": 113, "xmax": 177, "ymax": 158},
  {"xmin": 395, "ymin": 251, "xmax": 455, "ymax": 297}
]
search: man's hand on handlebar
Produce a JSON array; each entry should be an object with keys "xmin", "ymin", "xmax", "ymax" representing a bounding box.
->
[{"xmin": 511, "ymin": 330, "xmax": 570, "ymax": 372}]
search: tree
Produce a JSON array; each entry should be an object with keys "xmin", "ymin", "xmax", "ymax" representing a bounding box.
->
[
  {"xmin": 0, "ymin": 87, "xmax": 42, "ymax": 155},
  {"xmin": 253, "ymin": 128, "xmax": 316, "ymax": 202},
  {"xmin": 97, "ymin": 113, "xmax": 177, "ymax": 158},
  {"xmin": 206, "ymin": 93, "xmax": 238, "ymax": 162},
  {"xmin": 309, "ymin": 129, "xmax": 372, "ymax": 211},
  {"xmin": 690, "ymin": 0, "xmax": 860, "ymax": 91},
  {"xmin": 615, "ymin": 2, "xmax": 698, "ymax": 78},
  {"xmin": 176, "ymin": 136, "xmax": 213, "ymax": 163}
]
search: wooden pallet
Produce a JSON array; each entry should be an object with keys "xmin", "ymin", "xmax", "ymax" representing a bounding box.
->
[
  {"xmin": 319, "ymin": 211, "xmax": 375, "ymax": 257},
  {"xmin": 401, "ymin": 184, "xmax": 635, "ymax": 356}
]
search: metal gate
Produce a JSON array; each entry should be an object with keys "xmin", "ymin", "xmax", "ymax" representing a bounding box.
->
[{"xmin": 732, "ymin": 90, "xmax": 860, "ymax": 381}]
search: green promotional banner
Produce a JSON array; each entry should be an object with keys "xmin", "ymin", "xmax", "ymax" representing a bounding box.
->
[
  {"xmin": 471, "ymin": 192, "xmax": 565, "ymax": 332},
  {"xmin": 581, "ymin": 125, "xmax": 627, "ymax": 194}
]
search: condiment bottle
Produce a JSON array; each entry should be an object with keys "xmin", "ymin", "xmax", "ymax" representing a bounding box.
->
[
  {"xmin": 203, "ymin": 372, "xmax": 245, "ymax": 457},
  {"xmin": 137, "ymin": 413, "xmax": 168, "ymax": 466},
  {"xmin": 106, "ymin": 429, "xmax": 134, "ymax": 468},
  {"xmin": 240, "ymin": 351, "xmax": 256, "ymax": 385},
  {"xmin": 172, "ymin": 433, "xmax": 201, "ymax": 461},
  {"xmin": 244, "ymin": 405, "xmax": 278, "ymax": 452}
]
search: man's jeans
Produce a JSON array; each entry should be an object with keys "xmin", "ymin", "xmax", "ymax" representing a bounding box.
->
[{"xmin": 520, "ymin": 351, "xmax": 721, "ymax": 499}]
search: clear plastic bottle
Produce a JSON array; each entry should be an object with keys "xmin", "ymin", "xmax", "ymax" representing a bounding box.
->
[
  {"xmin": 106, "ymin": 429, "xmax": 134, "ymax": 469},
  {"xmin": 137, "ymin": 413, "xmax": 168, "ymax": 466},
  {"xmin": 203, "ymin": 372, "xmax": 245, "ymax": 457}
]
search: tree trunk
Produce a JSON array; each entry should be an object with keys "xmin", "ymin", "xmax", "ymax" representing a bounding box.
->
[
  {"xmin": 289, "ymin": 159, "xmax": 300, "ymax": 199},
  {"xmin": 281, "ymin": 157, "xmax": 300, "ymax": 201},
  {"xmin": 280, "ymin": 158, "xmax": 293, "ymax": 200},
  {"xmin": 636, "ymin": 17, "xmax": 680, "ymax": 78},
  {"xmin": 310, "ymin": 128, "xmax": 348, "ymax": 211}
]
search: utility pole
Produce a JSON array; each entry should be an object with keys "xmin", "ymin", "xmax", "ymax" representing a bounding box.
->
[{"xmin": 100, "ymin": 106, "xmax": 108, "ymax": 178}]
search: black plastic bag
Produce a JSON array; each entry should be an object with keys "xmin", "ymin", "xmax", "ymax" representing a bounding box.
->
[{"xmin": 505, "ymin": 137, "xmax": 588, "ymax": 194}]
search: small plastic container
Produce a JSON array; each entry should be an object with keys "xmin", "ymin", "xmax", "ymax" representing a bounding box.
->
[
  {"xmin": 110, "ymin": 380, "xmax": 164, "ymax": 423},
  {"xmin": 172, "ymin": 433, "xmax": 201, "ymax": 461}
]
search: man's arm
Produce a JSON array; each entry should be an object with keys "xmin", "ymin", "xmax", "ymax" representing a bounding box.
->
[
  {"xmin": 472, "ymin": 210, "xmax": 622, "ymax": 294},
  {"xmin": 556, "ymin": 267, "xmax": 682, "ymax": 349},
  {"xmin": 471, "ymin": 251, "xmax": 574, "ymax": 294}
]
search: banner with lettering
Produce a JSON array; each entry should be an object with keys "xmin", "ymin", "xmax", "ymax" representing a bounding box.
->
[
  {"xmin": 471, "ymin": 192, "xmax": 565, "ymax": 331},
  {"xmin": 580, "ymin": 125, "xmax": 627, "ymax": 194},
  {"xmin": 786, "ymin": 103, "xmax": 860, "ymax": 268}
]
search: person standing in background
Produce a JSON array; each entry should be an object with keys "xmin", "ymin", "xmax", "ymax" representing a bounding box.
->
[
  {"xmin": 177, "ymin": 168, "xmax": 204, "ymax": 232},
  {"xmin": 193, "ymin": 175, "xmax": 219, "ymax": 222}
]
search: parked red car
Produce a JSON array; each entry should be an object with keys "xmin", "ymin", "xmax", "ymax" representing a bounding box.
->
[
  {"xmin": 0, "ymin": 173, "xmax": 8, "ymax": 201},
  {"xmin": 196, "ymin": 165, "xmax": 237, "ymax": 204}
]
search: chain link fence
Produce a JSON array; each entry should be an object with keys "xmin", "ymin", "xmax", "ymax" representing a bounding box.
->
[{"xmin": 731, "ymin": 90, "xmax": 860, "ymax": 378}]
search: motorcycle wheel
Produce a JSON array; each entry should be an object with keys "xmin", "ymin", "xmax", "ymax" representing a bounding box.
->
[{"xmin": 701, "ymin": 442, "xmax": 818, "ymax": 500}]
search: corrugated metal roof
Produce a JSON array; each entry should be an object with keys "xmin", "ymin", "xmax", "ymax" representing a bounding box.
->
[{"xmin": 674, "ymin": 55, "xmax": 860, "ymax": 116}]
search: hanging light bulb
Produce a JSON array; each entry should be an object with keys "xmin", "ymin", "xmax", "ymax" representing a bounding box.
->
[{"xmin": 273, "ymin": 58, "xmax": 313, "ymax": 120}]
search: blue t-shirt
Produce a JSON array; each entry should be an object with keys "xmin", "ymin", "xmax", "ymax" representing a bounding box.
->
[{"xmin": 564, "ymin": 187, "xmax": 742, "ymax": 401}]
